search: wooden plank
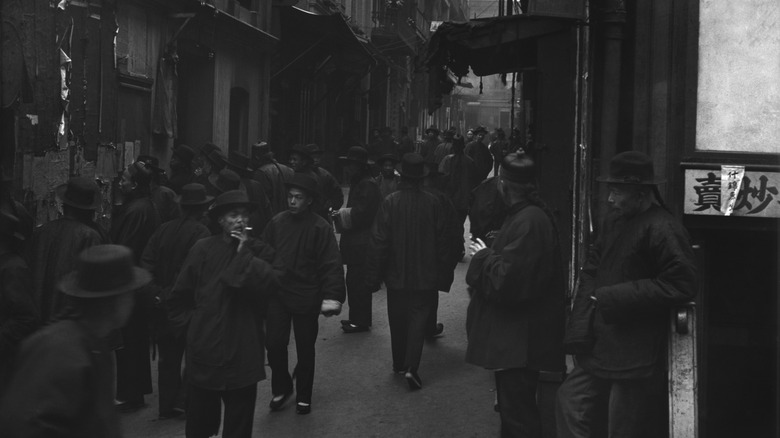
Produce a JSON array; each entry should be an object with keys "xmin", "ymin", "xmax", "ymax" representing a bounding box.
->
[{"xmin": 669, "ymin": 303, "xmax": 699, "ymax": 438}]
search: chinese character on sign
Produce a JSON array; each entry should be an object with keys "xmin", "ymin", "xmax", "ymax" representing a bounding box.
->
[
  {"xmin": 693, "ymin": 172, "xmax": 721, "ymax": 211},
  {"xmin": 734, "ymin": 175, "xmax": 780, "ymax": 214},
  {"xmin": 720, "ymin": 165, "xmax": 745, "ymax": 216}
]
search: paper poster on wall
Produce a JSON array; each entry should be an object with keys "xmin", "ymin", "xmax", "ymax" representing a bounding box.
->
[{"xmin": 685, "ymin": 168, "xmax": 780, "ymax": 217}]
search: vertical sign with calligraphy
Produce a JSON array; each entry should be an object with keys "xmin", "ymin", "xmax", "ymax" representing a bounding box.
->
[{"xmin": 720, "ymin": 165, "xmax": 745, "ymax": 216}]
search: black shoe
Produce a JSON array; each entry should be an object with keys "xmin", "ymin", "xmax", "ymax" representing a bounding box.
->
[
  {"xmin": 426, "ymin": 322, "xmax": 444, "ymax": 339},
  {"xmin": 269, "ymin": 391, "xmax": 292, "ymax": 411},
  {"xmin": 115, "ymin": 398, "xmax": 146, "ymax": 413},
  {"xmin": 296, "ymin": 402, "xmax": 311, "ymax": 415},
  {"xmin": 341, "ymin": 321, "xmax": 369, "ymax": 333},
  {"xmin": 158, "ymin": 409, "xmax": 184, "ymax": 420},
  {"xmin": 392, "ymin": 365, "xmax": 405, "ymax": 375},
  {"xmin": 405, "ymin": 369, "xmax": 422, "ymax": 390}
]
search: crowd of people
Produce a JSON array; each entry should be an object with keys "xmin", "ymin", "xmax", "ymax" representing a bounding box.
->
[{"xmin": 0, "ymin": 124, "xmax": 697, "ymax": 437}]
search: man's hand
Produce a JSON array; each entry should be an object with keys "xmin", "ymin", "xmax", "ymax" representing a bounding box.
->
[
  {"xmin": 469, "ymin": 237, "xmax": 487, "ymax": 256},
  {"xmin": 320, "ymin": 299, "xmax": 342, "ymax": 317},
  {"xmin": 230, "ymin": 227, "xmax": 250, "ymax": 253}
]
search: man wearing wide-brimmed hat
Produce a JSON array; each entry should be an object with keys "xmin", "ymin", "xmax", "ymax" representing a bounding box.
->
[
  {"xmin": 263, "ymin": 173, "xmax": 345, "ymax": 415},
  {"xmin": 288, "ymin": 143, "xmax": 344, "ymax": 223},
  {"xmin": 167, "ymin": 144, "xmax": 196, "ymax": 194},
  {"xmin": 141, "ymin": 183, "xmax": 212, "ymax": 420},
  {"xmin": 374, "ymin": 153, "xmax": 400, "ymax": 199},
  {"xmin": 27, "ymin": 176, "xmax": 110, "ymax": 323},
  {"xmin": 251, "ymin": 141, "xmax": 294, "ymax": 216},
  {"xmin": 168, "ymin": 189, "xmax": 277, "ymax": 436},
  {"xmin": 557, "ymin": 151, "xmax": 697, "ymax": 438},
  {"xmin": 365, "ymin": 153, "xmax": 452, "ymax": 391},
  {"xmin": 335, "ymin": 147, "xmax": 382, "ymax": 334},
  {"xmin": 137, "ymin": 154, "xmax": 179, "ymax": 223},
  {"xmin": 0, "ymin": 244, "xmax": 150, "ymax": 437},
  {"xmin": 465, "ymin": 125, "xmax": 492, "ymax": 182},
  {"xmin": 420, "ymin": 126, "xmax": 440, "ymax": 161},
  {"xmin": 465, "ymin": 153, "xmax": 565, "ymax": 437},
  {"xmin": 226, "ymin": 150, "xmax": 273, "ymax": 237}
]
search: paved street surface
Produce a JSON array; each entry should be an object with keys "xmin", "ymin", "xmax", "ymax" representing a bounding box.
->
[{"xmin": 121, "ymin": 224, "xmax": 500, "ymax": 437}]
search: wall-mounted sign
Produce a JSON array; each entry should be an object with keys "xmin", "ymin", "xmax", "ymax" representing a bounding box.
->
[{"xmin": 684, "ymin": 168, "xmax": 780, "ymax": 217}]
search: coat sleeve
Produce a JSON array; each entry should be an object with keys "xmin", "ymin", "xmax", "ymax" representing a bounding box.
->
[
  {"xmin": 167, "ymin": 241, "xmax": 202, "ymax": 339},
  {"xmin": 595, "ymin": 222, "xmax": 698, "ymax": 324},
  {"xmin": 0, "ymin": 263, "xmax": 39, "ymax": 358},
  {"xmin": 316, "ymin": 226, "xmax": 346, "ymax": 303},
  {"xmin": 435, "ymin": 194, "xmax": 461, "ymax": 292},
  {"xmin": 323, "ymin": 172, "xmax": 344, "ymax": 210},
  {"xmin": 220, "ymin": 239, "xmax": 279, "ymax": 298},
  {"xmin": 349, "ymin": 180, "xmax": 381, "ymax": 230},
  {"xmin": 365, "ymin": 199, "xmax": 391, "ymax": 287},
  {"xmin": 465, "ymin": 212, "xmax": 552, "ymax": 305}
]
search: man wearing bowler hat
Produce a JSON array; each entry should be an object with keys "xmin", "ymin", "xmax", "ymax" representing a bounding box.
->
[
  {"xmin": 27, "ymin": 176, "xmax": 110, "ymax": 323},
  {"xmin": 365, "ymin": 153, "xmax": 452, "ymax": 390},
  {"xmin": 556, "ymin": 151, "xmax": 697, "ymax": 438},
  {"xmin": 335, "ymin": 147, "xmax": 382, "ymax": 334},
  {"xmin": 0, "ymin": 244, "xmax": 150, "ymax": 437},
  {"xmin": 374, "ymin": 153, "xmax": 400, "ymax": 199},
  {"xmin": 263, "ymin": 173, "xmax": 345, "ymax": 415},
  {"xmin": 141, "ymin": 183, "xmax": 212, "ymax": 420},
  {"xmin": 420, "ymin": 126, "xmax": 440, "ymax": 160},
  {"xmin": 167, "ymin": 144, "xmax": 196, "ymax": 194},
  {"xmin": 466, "ymin": 153, "xmax": 565, "ymax": 437},
  {"xmin": 251, "ymin": 141, "xmax": 294, "ymax": 216},
  {"xmin": 168, "ymin": 189, "xmax": 277, "ymax": 437},
  {"xmin": 465, "ymin": 126, "xmax": 492, "ymax": 182},
  {"xmin": 137, "ymin": 155, "xmax": 180, "ymax": 223}
]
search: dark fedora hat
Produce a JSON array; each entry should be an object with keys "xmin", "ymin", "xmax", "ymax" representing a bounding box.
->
[
  {"xmin": 227, "ymin": 150, "xmax": 253, "ymax": 174},
  {"xmin": 473, "ymin": 126, "xmax": 488, "ymax": 135},
  {"xmin": 208, "ymin": 169, "xmax": 241, "ymax": 194},
  {"xmin": 172, "ymin": 144, "xmax": 196, "ymax": 165},
  {"xmin": 55, "ymin": 176, "xmax": 101, "ymax": 210},
  {"xmin": 376, "ymin": 154, "xmax": 399, "ymax": 165},
  {"xmin": 205, "ymin": 149, "xmax": 227, "ymax": 169},
  {"xmin": 284, "ymin": 173, "xmax": 319, "ymax": 198},
  {"xmin": 199, "ymin": 142, "xmax": 220, "ymax": 157},
  {"xmin": 596, "ymin": 151, "xmax": 665, "ymax": 185},
  {"xmin": 338, "ymin": 146, "xmax": 370, "ymax": 166},
  {"xmin": 59, "ymin": 245, "xmax": 151, "ymax": 298},
  {"xmin": 290, "ymin": 144, "xmax": 313, "ymax": 161},
  {"xmin": 398, "ymin": 153, "xmax": 429, "ymax": 179},
  {"xmin": 136, "ymin": 155, "xmax": 159, "ymax": 169},
  {"xmin": 175, "ymin": 183, "xmax": 214, "ymax": 206},
  {"xmin": 304, "ymin": 143, "xmax": 323, "ymax": 156},
  {"xmin": 208, "ymin": 189, "xmax": 257, "ymax": 219},
  {"xmin": 425, "ymin": 126, "xmax": 440, "ymax": 136},
  {"xmin": 252, "ymin": 141, "xmax": 271, "ymax": 156},
  {"xmin": 500, "ymin": 153, "xmax": 536, "ymax": 184}
]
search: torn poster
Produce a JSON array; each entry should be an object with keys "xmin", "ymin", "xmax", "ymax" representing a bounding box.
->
[{"xmin": 720, "ymin": 165, "xmax": 745, "ymax": 216}]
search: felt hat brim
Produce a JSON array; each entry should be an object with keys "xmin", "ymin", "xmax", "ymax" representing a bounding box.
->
[
  {"xmin": 59, "ymin": 267, "xmax": 151, "ymax": 298},
  {"xmin": 55, "ymin": 183, "xmax": 101, "ymax": 210}
]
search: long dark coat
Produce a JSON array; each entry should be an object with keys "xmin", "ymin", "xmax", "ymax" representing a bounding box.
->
[
  {"xmin": 465, "ymin": 140, "xmax": 492, "ymax": 181},
  {"xmin": 26, "ymin": 217, "xmax": 108, "ymax": 321},
  {"xmin": 168, "ymin": 236, "xmax": 277, "ymax": 390},
  {"xmin": 0, "ymin": 320, "xmax": 121, "ymax": 437},
  {"xmin": 339, "ymin": 170, "xmax": 381, "ymax": 266},
  {"xmin": 262, "ymin": 210, "xmax": 345, "ymax": 314},
  {"xmin": 570, "ymin": 205, "xmax": 697, "ymax": 379},
  {"xmin": 253, "ymin": 160, "xmax": 294, "ymax": 215},
  {"xmin": 366, "ymin": 183, "xmax": 451, "ymax": 292},
  {"xmin": 465, "ymin": 201, "xmax": 565, "ymax": 371},
  {"xmin": 0, "ymin": 249, "xmax": 39, "ymax": 392}
]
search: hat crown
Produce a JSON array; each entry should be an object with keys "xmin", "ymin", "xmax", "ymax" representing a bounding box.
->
[
  {"xmin": 304, "ymin": 144, "xmax": 323, "ymax": 155},
  {"xmin": 75, "ymin": 245, "xmax": 136, "ymax": 294},
  {"xmin": 252, "ymin": 141, "xmax": 271, "ymax": 155},
  {"xmin": 399, "ymin": 153, "xmax": 428, "ymax": 179},
  {"xmin": 177, "ymin": 183, "xmax": 212, "ymax": 205},
  {"xmin": 500, "ymin": 153, "xmax": 536, "ymax": 184},
  {"xmin": 603, "ymin": 151, "xmax": 657, "ymax": 185},
  {"xmin": 59, "ymin": 177, "xmax": 100, "ymax": 210},
  {"xmin": 214, "ymin": 169, "xmax": 241, "ymax": 193},
  {"xmin": 285, "ymin": 173, "xmax": 319, "ymax": 197},
  {"xmin": 173, "ymin": 145, "xmax": 195, "ymax": 164},
  {"xmin": 344, "ymin": 146, "xmax": 368, "ymax": 164}
]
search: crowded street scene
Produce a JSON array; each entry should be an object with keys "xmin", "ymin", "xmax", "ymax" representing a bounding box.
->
[{"xmin": 1, "ymin": 0, "xmax": 778, "ymax": 437}]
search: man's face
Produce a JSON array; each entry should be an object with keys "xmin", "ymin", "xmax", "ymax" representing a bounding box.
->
[
  {"xmin": 289, "ymin": 153, "xmax": 304, "ymax": 171},
  {"xmin": 606, "ymin": 184, "xmax": 644, "ymax": 219},
  {"xmin": 381, "ymin": 161, "xmax": 395, "ymax": 178},
  {"xmin": 288, "ymin": 188, "xmax": 313, "ymax": 215},
  {"xmin": 312, "ymin": 154, "xmax": 321, "ymax": 167},
  {"xmin": 476, "ymin": 132, "xmax": 485, "ymax": 142},
  {"xmin": 218, "ymin": 207, "xmax": 250, "ymax": 235},
  {"xmin": 466, "ymin": 131, "xmax": 474, "ymax": 141},
  {"xmin": 119, "ymin": 169, "xmax": 135, "ymax": 194}
]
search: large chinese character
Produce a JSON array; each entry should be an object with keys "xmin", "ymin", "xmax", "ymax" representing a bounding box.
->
[
  {"xmin": 693, "ymin": 172, "xmax": 720, "ymax": 211},
  {"xmin": 734, "ymin": 175, "xmax": 779, "ymax": 214}
]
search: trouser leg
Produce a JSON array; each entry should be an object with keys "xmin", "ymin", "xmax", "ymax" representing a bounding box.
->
[
  {"xmin": 185, "ymin": 384, "xmax": 222, "ymax": 438},
  {"xmin": 386, "ymin": 288, "xmax": 409, "ymax": 370},
  {"xmin": 116, "ymin": 306, "xmax": 152, "ymax": 401},
  {"xmin": 265, "ymin": 298, "xmax": 293, "ymax": 397},
  {"xmin": 291, "ymin": 312, "xmax": 319, "ymax": 404},
  {"xmin": 608, "ymin": 373, "xmax": 667, "ymax": 438},
  {"xmin": 495, "ymin": 368, "xmax": 542, "ymax": 438},
  {"xmin": 403, "ymin": 289, "xmax": 437, "ymax": 371},
  {"xmin": 346, "ymin": 263, "xmax": 372, "ymax": 327},
  {"xmin": 555, "ymin": 365, "xmax": 608, "ymax": 438},
  {"xmin": 221, "ymin": 384, "xmax": 258, "ymax": 438},
  {"xmin": 425, "ymin": 292, "xmax": 440, "ymax": 337},
  {"xmin": 157, "ymin": 329, "xmax": 185, "ymax": 415}
]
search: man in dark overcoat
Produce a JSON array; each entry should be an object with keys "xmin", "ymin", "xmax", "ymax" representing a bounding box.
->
[
  {"xmin": 365, "ymin": 153, "xmax": 451, "ymax": 390},
  {"xmin": 111, "ymin": 161, "xmax": 161, "ymax": 411},
  {"xmin": 262, "ymin": 173, "xmax": 345, "ymax": 415},
  {"xmin": 168, "ymin": 190, "xmax": 277, "ymax": 437},
  {"xmin": 465, "ymin": 125, "xmax": 493, "ymax": 182},
  {"xmin": 27, "ymin": 176, "xmax": 109, "ymax": 322},
  {"xmin": 335, "ymin": 147, "xmax": 382, "ymax": 334},
  {"xmin": 466, "ymin": 153, "xmax": 566, "ymax": 437},
  {"xmin": 141, "ymin": 183, "xmax": 212, "ymax": 419},
  {"xmin": 251, "ymin": 141, "xmax": 294, "ymax": 216},
  {"xmin": 0, "ymin": 244, "xmax": 149, "ymax": 437},
  {"xmin": 556, "ymin": 151, "xmax": 698, "ymax": 438}
]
